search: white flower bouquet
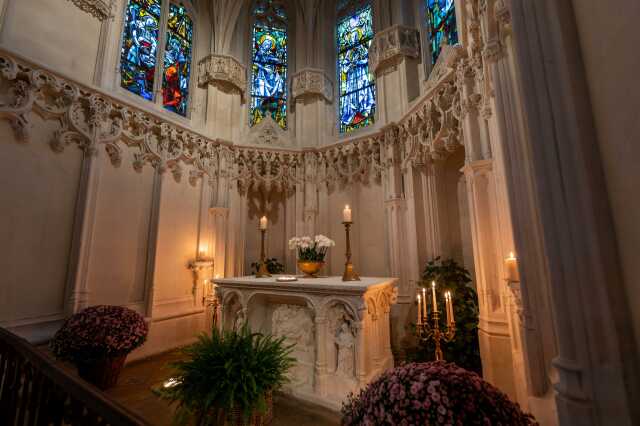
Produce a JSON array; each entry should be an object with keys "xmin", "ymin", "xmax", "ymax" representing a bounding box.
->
[{"xmin": 288, "ymin": 235, "xmax": 336, "ymax": 262}]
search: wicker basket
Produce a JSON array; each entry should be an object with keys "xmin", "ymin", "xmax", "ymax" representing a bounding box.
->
[{"xmin": 76, "ymin": 355, "xmax": 127, "ymax": 390}]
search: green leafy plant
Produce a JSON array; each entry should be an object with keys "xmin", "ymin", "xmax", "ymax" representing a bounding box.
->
[
  {"xmin": 251, "ymin": 258, "xmax": 285, "ymax": 275},
  {"xmin": 410, "ymin": 257, "xmax": 482, "ymax": 375},
  {"xmin": 155, "ymin": 325, "xmax": 295, "ymax": 425}
]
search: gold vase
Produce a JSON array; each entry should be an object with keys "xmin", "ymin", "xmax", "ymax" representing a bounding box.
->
[{"xmin": 297, "ymin": 261, "xmax": 324, "ymax": 278}]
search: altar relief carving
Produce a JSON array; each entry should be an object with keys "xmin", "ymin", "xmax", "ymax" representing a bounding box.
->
[{"xmin": 272, "ymin": 304, "xmax": 316, "ymax": 390}]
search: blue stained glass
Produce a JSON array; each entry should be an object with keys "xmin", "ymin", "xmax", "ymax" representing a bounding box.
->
[
  {"xmin": 427, "ymin": 0, "xmax": 458, "ymax": 65},
  {"xmin": 162, "ymin": 4, "xmax": 193, "ymax": 116},
  {"xmin": 250, "ymin": 12, "xmax": 288, "ymax": 129},
  {"xmin": 120, "ymin": 0, "xmax": 161, "ymax": 100},
  {"xmin": 337, "ymin": 5, "xmax": 375, "ymax": 133}
]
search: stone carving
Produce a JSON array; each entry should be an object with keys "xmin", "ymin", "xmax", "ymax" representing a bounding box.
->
[
  {"xmin": 335, "ymin": 321, "xmax": 355, "ymax": 378},
  {"xmin": 291, "ymin": 68, "xmax": 334, "ymax": 103},
  {"xmin": 67, "ymin": 0, "xmax": 113, "ymax": 21},
  {"xmin": 369, "ymin": 26, "xmax": 420, "ymax": 75},
  {"xmin": 0, "ymin": 48, "xmax": 464, "ymax": 192},
  {"xmin": 247, "ymin": 114, "xmax": 292, "ymax": 148},
  {"xmin": 233, "ymin": 307, "xmax": 247, "ymax": 330},
  {"xmin": 197, "ymin": 54, "xmax": 247, "ymax": 97},
  {"xmin": 272, "ymin": 304, "xmax": 315, "ymax": 389}
]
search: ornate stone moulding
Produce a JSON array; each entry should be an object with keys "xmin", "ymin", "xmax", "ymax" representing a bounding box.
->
[
  {"xmin": 424, "ymin": 44, "xmax": 464, "ymax": 94},
  {"xmin": 67, "ymin": 0, "xmax": 113, "ymax": 20},
  {"xmin": 291, "ymin": 68, "xmax": 334, "ymax": 103},
  {"xmin": 197, "ymin": 54, "xmax": 247, "ymax": 98},
  {"xmin": 0, "ymin": 47, "xmax": 468, "ymax": 192},
  {"xmin": 368, "ymin": 25, "xmax": 420, "ymax": 75}
]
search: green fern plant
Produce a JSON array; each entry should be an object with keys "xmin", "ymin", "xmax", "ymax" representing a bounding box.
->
[{"xmin": 155, "ymin": 325, "xmax": 295, "ymax": 425}]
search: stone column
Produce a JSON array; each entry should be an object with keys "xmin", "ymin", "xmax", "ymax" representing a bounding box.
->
[
  {"xmin": 197, "ymin": 55, "xmax": 246, "ymax": 142},
  {"xmin": 369, "ymin": 25, "xmax": 421, "ymax": 123},
  {"xmin": 462, "ymin": 159, "xmax": 517, "ymax": 400},
  {"xmin": 314, "ymin": 315, "xmax": 328, "ymax": 396}
]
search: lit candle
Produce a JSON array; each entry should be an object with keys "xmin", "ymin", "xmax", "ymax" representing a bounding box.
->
[
  {"xmin": 417, "ymin": 294, "xmax": 422, "ymax": 325},
  {"xmin": 431, "ymin": 281, "xmax": 438, "ymax": 312},
  {"xmin": 343, "ymin": 205, "xmax": 352, "ymax": 223},
  {"xmin": 422, "ymin": 287, "xmax": 427, "ymax": 318},
  {"xmin": 445, "ymin": 292, "xmax": 451, "ymax": 324},
  {"xmin": 259, "ymin": 216, "xmax": 268, "ymax": 230},
  {"xmin": 505, "ymin": 252, "xmax": 520, "ymax": 282},
  {"xmin": 449, "ymin": 292, "xmax": 455, "ymax": 323},
  {"xmin": 198, "ymin": 244, "xmax": 207, "ymax": 259}
]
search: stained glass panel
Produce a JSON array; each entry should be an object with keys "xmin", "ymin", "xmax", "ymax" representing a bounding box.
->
[
  {"xmin": 162, "ymin": 4, "xmax": 193, "ymax": 116},
  {"xmin": 120, "ymin": 0, "xmax": 161, "ymax": 100},
  {"xmin": 337, "ymin": 5, "xmax": 375, "ymax": 134},
  {"xmin": 426, "ymin": 0, "xmax": 458, "ymax": 65},
  {"xmin": 250, "ymin": 9, "xmax": 288, "ymax": 129}
]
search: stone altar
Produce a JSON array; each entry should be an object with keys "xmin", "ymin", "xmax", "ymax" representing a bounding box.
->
[{"xmin": 213, "ymin": 275, "xmax": 398, "ymax": 410}]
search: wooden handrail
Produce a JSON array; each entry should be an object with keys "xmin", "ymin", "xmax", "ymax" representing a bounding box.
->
[{"xmin": 0, "ymin": 327, "xmax": 150, "ymax": 425}]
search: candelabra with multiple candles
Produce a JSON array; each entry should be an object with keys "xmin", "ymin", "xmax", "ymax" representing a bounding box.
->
[{"xmin": 416, "ymin": 281, "xmax": 456, "ymax": 361}]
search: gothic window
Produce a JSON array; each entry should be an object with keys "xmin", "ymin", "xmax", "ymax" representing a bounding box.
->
[
  {"xmin": 250, "ymin": 0, "xmax": 288, "ymax": 130},
  {"xmin": 337, "ymin": 3, "xmax": 375, "ymax": 134},
  {"xmin": 426, "ymin": 0, "xmax": 458, "ymax": 65},
  {"xmin": 120, "ymin": 0, "xmax": 194, "ymax": 117},
  {"xmin": 162, "ymin": 4, "xmax": 193, "ymax": 116}
]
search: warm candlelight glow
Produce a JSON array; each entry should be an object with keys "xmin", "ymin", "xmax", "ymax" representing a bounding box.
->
[
  {"xmin": 343, "ymin": 205, "xmax": 352, "ymax": 223},
  {"xmin": 431, "ymin": 281, "xmax": 438, "ymax": 312},
  {"xmin": 259, "ymin": 216, "xmax": 268, "ymax": 230},
  {"xmin": 198, "ymin": 244, "xmax": 208, "ymax": 259},
  {"xmin": 422, "ymin": 287, "xmax": 427, "ymax": 318},
  {"xmin": 417, "ymin": 294, "xmax": 422, "ymax": 325},
  {"xmin": 505, "ymin": 251, "xmax": 520, "ymax": 282}
]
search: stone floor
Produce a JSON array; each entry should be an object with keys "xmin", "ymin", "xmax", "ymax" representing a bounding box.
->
[{"xmin": 106, "ymin": 350, "xmax": 342, "ymax": 426}]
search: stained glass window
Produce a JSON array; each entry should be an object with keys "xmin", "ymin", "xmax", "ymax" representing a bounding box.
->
[
  {"xmin": 162, "ymin": 4, "xmax": 193, "ymax": 116},
  {"xmin": 426, "ymin": 0, "xmax": 458, "ymax": 65},
  {"xmin": 250, "ymin": 1, "xmax": 288, "ymax": 129},
  {"xmin": 120, "ymin": 0, "xmax": 162, "ymax": 100},
  {"xmin": 337, "ymin": 5, "xmax": 375, "ymax": 134}
]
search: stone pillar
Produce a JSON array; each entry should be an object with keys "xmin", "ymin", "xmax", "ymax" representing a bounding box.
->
[
  {"xmin": 197, "ymin": 54, "xmax": 246, "ymax": 141},
  {"xmin": 463, "ymin": 159, "xmax": 518, "ymax": 400},
  {"xmin": 369, "ymin": 25, "xmax": 421, "ymax": 123},
  {"xmin": 65, "ymin": 145, "xmax": 103, "ymax": 314},
  {"xmin": 291, "ymin": 69, "xmax": 334, "ymax": 149},
  {"xmin": 314, "ymin": 315, "xmax": 328, "ymax": 396}
]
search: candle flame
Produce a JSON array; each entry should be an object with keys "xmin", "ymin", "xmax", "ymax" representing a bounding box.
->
[
  {"xmin": 417, "ymin": 294, "xmax": 421, "ymax": 301},
  {"xmin": 508, "ymin": 251, "xmax": 516, "ymax": 260},
  {"xmin": 431, "ymin": 281, "xmax": 436, "ymax": 289},
  {"xmin": 345, "ymin": 205, "xmax": 350, "ymax": 209}
]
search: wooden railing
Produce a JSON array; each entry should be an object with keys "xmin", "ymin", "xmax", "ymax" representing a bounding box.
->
[{"xmin": 0, "ymin": 327, "xmax": 149, "ymax": 426}]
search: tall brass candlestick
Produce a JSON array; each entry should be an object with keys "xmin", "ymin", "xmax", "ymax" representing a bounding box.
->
[
  {"xmin": 342, "ymin": 222, "xmax": 360, "ymax": 281},
  {"xmin": 256, "ymin": 229, "xmax": 271, "ymax": 278}
]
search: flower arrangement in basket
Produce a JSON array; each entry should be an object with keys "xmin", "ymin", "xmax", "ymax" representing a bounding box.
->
[
  {"xmin": 50, "ymin": 305, "xmax": 148, "ymax": 390},
  {"xmin": 288, "ymin": 235, "xmax": 336, "ymax": 277},
  {"xmin": 156, "ymin": 325, "xmax": 294, "ymax": 426},
  {"xmin": 341, "ymin": 361, "xmax": 538, "ymax": 426}
]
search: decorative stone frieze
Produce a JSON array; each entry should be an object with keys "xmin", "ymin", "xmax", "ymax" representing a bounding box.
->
[
  {"xmin": 67, "ymin": 0, "xmax": 113, "ymax": 21},
  {"xmin": 0, "ymin": 48, "xmax": 462, "ymax": 193},
  {"xmin": 424, "ymin": 45, "xmax": 464, "ymax": 94},
  {"xmin": 291, "ymin": 68, "xmax": 334, "ymax": 103},
  {"xmin": 369, "ymin": 25, "xmax": 420, "ymax": 75},
  {"xmin": 197, "ymin": 54, "xmax": 247, "ymax": 97}
]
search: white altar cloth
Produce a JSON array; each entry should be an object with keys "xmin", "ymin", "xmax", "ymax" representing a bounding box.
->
[{"xmin": 213, "ymin": 275, "xmax": 398, "ymax": 410}]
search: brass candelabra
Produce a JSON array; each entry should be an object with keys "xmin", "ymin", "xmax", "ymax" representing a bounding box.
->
[
  {"xmin": 342, "ymin": 221, "xmax": 360, "ymax": 281},
  {"xmin": 416, "ymin": 285, "xmax": 456, "ymax": 361},
  {"xmin": 256, "ymin": 229, "xmax": 271, "ymax": 278}
]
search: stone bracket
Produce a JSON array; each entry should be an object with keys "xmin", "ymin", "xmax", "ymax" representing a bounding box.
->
[
  {"xmin": 368, "ymin": 25, "xmax": 420, "ymax": 75},
  {"xmin": 197, "ymin": 54, "xmax": 247, "ymax": 98},
  {"xmin": 291, "ymin": 68, "xmax": 334, "ymax": 103}
]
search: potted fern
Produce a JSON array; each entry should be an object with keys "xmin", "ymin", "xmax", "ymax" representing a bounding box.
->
[{"xmin": 156, "ymin": 325, "xmax": 294, "ymax": 426}]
